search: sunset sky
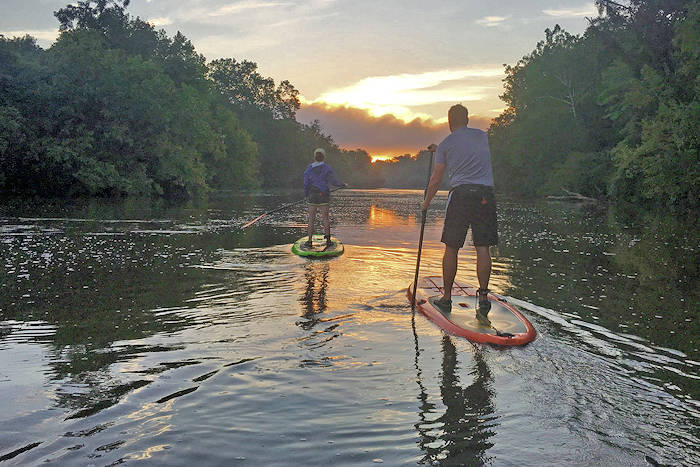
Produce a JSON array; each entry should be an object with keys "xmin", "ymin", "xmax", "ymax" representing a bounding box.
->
[{"xmin": 2, "ymin": 0, "xmax": 598, "ymax": 159}]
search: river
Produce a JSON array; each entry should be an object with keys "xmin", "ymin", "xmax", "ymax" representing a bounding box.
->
[{"xmin": 0, "ymin": 189, "xmax": 698, "ymax": 465}]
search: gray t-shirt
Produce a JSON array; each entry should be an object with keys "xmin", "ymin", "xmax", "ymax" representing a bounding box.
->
[{"xmin": 435, "ymin": 126, "xmax": 494, "ymax": 187}]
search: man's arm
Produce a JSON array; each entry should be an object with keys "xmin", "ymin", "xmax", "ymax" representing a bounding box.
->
[{"xmin": 420, "ymin": 162, "xmax": 447, "ymax": 211}]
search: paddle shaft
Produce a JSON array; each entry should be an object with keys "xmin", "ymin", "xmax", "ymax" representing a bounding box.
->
[
  {"xmin": 241, "ymin": 186, "xmax": 344, "ymax": 229},
  {"xmin": 411, "ymin": 149, "xmax": 435, "ymax": 309}
]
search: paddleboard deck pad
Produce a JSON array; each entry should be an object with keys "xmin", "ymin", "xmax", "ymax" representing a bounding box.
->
[
  {"xmin": 292, "ymin": 235, "xmax": 344, "ymax": 258},
  {"xmin": 408, "ymin": 276, "xmax": 536, "ymax": 346}
]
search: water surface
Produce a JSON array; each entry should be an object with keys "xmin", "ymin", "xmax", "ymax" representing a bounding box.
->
[{"xmin": 1, "ymin": 190, "xmax": 698, "ymax": 465}]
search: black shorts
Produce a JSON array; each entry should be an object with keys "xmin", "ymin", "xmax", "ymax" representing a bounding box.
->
[
  {"xmin": 307, "ymin": 187, "xmax": 330, "ymax": 206},
  {"xmin": 441, "ymin": 184, "xmax": 498, "ymax": 248}
]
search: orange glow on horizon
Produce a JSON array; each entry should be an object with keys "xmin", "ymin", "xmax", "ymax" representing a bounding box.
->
[
  {"xmin": 369, "ymin": 152, "xmax": 422, "ymax": 163},
  {"xmin": 370, "ymin": 154, "xmax": 400, "ymax": 163},
  {"xmin": 364, "ymin": 150, "xmax": 421, "ymax": 163}
]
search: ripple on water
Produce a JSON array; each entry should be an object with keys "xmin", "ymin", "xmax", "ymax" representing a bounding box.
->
[{"xmin": 1, "ymin": 193, "xmax": 698, "ymax": 466}]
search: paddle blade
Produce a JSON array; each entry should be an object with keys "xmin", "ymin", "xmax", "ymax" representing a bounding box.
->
[{"xmin": 241, "ymin": 214, "xmax": 265, "ymax": 229}]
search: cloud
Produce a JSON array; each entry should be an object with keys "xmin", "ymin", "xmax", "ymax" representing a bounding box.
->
[
  {"xmin": 152, "ymin": 0, "xmax": 339, "ymax": 57},
  {"xmin": 164, "ymin": 0, "xmax": 334, "ymax": 26},
  {"xmin": 266, "ymin": 11, "xmax": 339, "ymax": 28},
  {"xmin": 309, "ymin": 67, "xmax": 503, "ymax": 124},
  {"xmin": 195, "ymin": 32, "xmax": 281, "ymax": 56},
  {"xmin": 148, "ymin": 17, "xmax": 173, "ymax": 26},
  {"xmin": 208, "ymin": 1, "xmax": 292, "ymax": 17},
  {"xmin": 297, "ymin": 102, "xmax": 492, "ymax": 160},
  {"xmin": 1, "ymin": 29, "xmax": 59, "ymax": 46},
  {"xmin": 475, "ymin": 16, "xmax": 510, "ymax": 27},
  {"xmin": 543, "ymin": 3, "xmax": 598, "ymax": 18}
]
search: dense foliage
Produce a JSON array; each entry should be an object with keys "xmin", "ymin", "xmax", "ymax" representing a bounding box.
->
[
  {"xmin": 373, "ymin": 151, "xmax": 449, "ymax": 189},
  {"xmin": 489, "ymin": 0, "xmax": 699, "ymax": 217},
  {"xmin": 1, "ymin": 0, "xmax": 696, "ymax": 216},
  {"xmin": 0, "ymin": 0, "xmax": 376, "ymax": 197}
]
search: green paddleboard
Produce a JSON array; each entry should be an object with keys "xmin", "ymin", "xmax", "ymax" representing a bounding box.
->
[{"xmin": 292, "ymin": 235, "xmax": 344, "ymax": 258}]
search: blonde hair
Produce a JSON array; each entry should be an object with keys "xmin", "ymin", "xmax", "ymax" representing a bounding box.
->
[{"xmin": 314, "ymin": 148, "xmax": 326, "ymax": 161}]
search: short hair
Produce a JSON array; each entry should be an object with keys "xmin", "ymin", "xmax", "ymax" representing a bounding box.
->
[
  {"xmin": 448, "ymin": 104, "xmax": 469, "ymax": 126},
  {"xmin": 314, "ymin": 148, "xmax": 326, "ymax": 161}
]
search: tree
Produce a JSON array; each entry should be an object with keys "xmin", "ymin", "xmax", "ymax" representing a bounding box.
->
[
  {"xmin": 208, "ymin": 58, "xmax": 300, "ymax": 119},
  {"xmin": 485, "ymin": 0, "xmax": 698, "ymax": 217},
  {"xmin": 55, "ymin": 0, "xmax": 132, "ymax": 32},
  {"xmin": 489, "ymin": 25, "xmax": 606, "ymax": 198},
  {"xmin": 0, "ymin": 13, "xmax": 260, "ymax": 197}
]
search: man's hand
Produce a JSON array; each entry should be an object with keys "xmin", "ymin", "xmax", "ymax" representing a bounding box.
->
[
  {"xmin": 427, "ymin": 143, "xmax": 437, "ymax": 152},
  {"xmin": 419, "ymin": 162, "xmax": 446, "ymax": 213}
]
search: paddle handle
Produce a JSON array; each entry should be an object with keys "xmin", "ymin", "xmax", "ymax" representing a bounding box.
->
[{"xmin": 411, "ymin": 149, "xmax": 435, "ymax": 309}]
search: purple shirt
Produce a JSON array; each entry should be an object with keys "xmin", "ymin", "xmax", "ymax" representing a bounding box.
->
[{"xmin": 304, "ymin": 162, "xmax": 343, "ymax": 196}]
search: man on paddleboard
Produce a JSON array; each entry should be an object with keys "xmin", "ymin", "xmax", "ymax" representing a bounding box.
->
[
  {"xmin": 420, "ymin": 104, "xmax": 498, "ymax": 321},
  {"xmin": 304, "ymin": 148, "xmax": 346, "ymax": 248}
]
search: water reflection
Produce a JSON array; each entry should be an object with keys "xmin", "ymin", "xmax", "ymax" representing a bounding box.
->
[
  {"xmin": 497, "ymin": 200, "xmax": 699, "ymax": 398},
  {"xmin": 297, "ymin": 262, "xmax": 330, "ymax": 331},
  {"xmin": 413, "ymin": 312, "xmax": 496, "ymax": 464},
  {"xmin": 368, "ymin": 204, "xmax": 407, "ymax": 226}
]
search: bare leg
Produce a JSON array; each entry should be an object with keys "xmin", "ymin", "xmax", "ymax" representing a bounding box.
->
[
  {"xmin": 320, "ymin": 205, "xmax": 330, "ymax": 238},
  {"xmin": 442, "ymin": 245, "xmax": 458, "ymax": 300},
  {"xmin": 475, "ymin": 246, "xmax": 491, "ymax": 290},
  {"xmin": 307, "ymin": 205, "xmax": 317, "ymax": 241}
]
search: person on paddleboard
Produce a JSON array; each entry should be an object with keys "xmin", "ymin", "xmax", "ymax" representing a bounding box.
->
[
  {"xmin": 420, "ymin": 104, "xmax": 498, "ymax": 322},
  {"xmin": 303, "ymin": 148, "xmax": 346, "ymax": 248}
]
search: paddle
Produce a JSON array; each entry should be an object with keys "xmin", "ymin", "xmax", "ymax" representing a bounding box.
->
[
  {"xmin": 411, "ymin": 149, "xmax": 435, "ymax": 309},
  {"xmin": 240, "ymin": 186, "xmax": 344, "ymax": 229}
]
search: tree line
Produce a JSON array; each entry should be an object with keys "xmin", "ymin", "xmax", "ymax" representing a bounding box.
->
[
  {"xmin": 1, "ymin": 0, "xmax": 697, "ymax": 219},
  {"xmin": 488, "ymin": 0, "xmax": 698, "ymax": 217},
  {"xmin": 0, "ymin": 0, "xmax": 380, "ymax": 198}
]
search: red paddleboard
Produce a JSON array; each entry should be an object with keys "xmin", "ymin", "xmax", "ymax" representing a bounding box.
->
[{"xmin": 407, "ymin": 276, "xmax": 536, "ymax": 346}]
